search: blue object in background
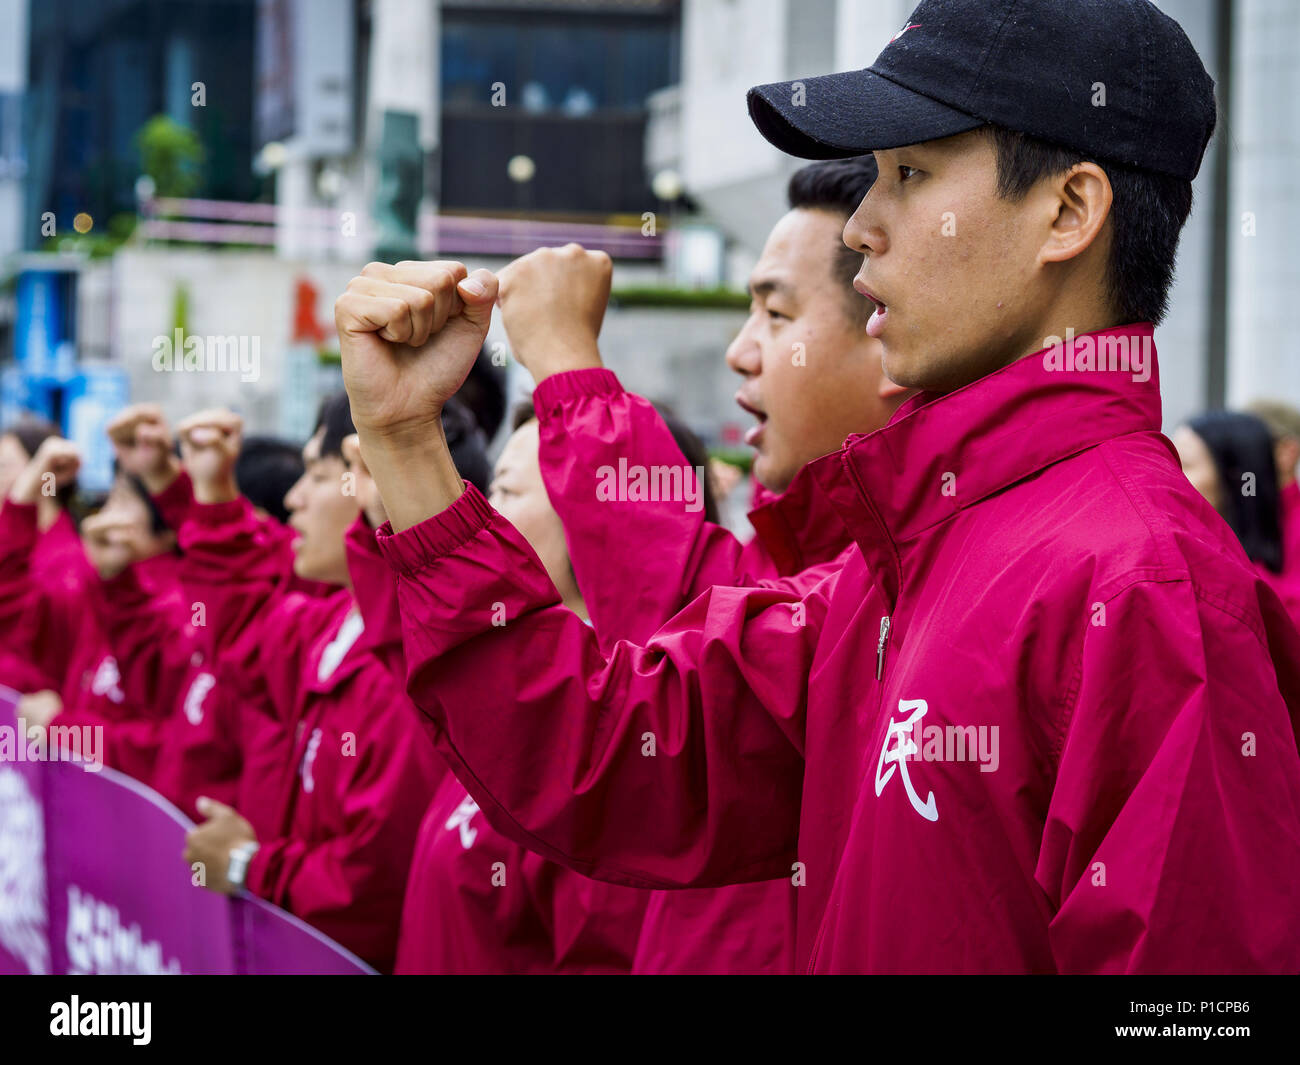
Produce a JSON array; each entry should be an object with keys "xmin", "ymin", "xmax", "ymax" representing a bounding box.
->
[
  {"xmin": 15, "ymin": 270, "xmax": 77, "ymax": 383},
  {"xmin": 0, "ymin": 367, "xmax": 57, "ymax": 426},
  {"xmin": 62, "ymin": 368, "xmax": 129, "ymax": 493}
]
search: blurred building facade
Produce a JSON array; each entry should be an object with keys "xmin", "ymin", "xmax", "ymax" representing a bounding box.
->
[
  {"xmin": 0, "ymin": 0, "xmax": 1296, "ymax": 472},
  {"xmin": 652, "ymin": 0, "xmax": 1299, "ymax": 429}
]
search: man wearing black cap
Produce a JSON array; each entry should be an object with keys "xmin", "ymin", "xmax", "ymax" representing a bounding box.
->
[
  {"xmin": 337, "ymin": 0, "xmax": 1300, "ymax": 973},
  {"xmin": 746, "ymin": 0, "xmax": 1213, "ymax": 395}
]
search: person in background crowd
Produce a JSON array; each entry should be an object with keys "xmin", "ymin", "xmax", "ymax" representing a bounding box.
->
[
  {"xmin": 0, "ymin": 415, "xmax": 90, "ymax": 700},
  {"xmin": 2, "ymin": 438, "xmax": 184, "ymax": 778},
  {"xmin": 1246, "ymin": 398, "xmax": 1300, "ymax": 576},
  {"xmin": 1174, "ymin": 410, "xmax": 1300, "ymax": 630},
  {"xmin": 177, "ymin": 393, "xmax": 448, "ymax": 972},
  {"xmin": 0, "ymin": 414, "xmax": 80, "ymax": 550},
  {"xmin": 492, "ymin": 155, "xmax": 910, "ymax": 975}
]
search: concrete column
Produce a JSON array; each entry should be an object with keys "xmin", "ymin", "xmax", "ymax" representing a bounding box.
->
[{"xmin": 1226, "ymin": 0, "xmax": 1300, "ymax": 410}]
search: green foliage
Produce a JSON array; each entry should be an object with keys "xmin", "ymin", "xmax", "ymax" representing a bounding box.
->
[
  {"xmin": 136, "ymin": 115, "xmax": 206, "ymax": 199},
  {"xmin": 610, "ymin": 286, "xmax": 749, "ymax": 310},
  {"xmin": 42, "ymin": 212, "xmax": 138, "ymax": 258},
  {"xmin": 171, "ymin": 282, "xmax": 190, "ymax": 337},
  {"xmin": 708, "ymin": 446, "xmax": 754, "ymax": 474}
]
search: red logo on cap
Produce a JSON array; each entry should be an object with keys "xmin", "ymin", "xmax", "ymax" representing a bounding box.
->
[{"xmin": 890, "ymin": 23, "xmax": 921, "ymax": 44}]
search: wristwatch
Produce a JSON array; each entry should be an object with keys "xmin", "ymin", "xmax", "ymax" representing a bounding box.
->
[{"xmin": 226, "ymin": 841, "xmax": 260, "ymax": 892}]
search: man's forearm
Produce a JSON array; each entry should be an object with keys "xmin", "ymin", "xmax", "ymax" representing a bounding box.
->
[{"xmin": 359, "ymin": 420, "xmax": 465, "ymax": 533}]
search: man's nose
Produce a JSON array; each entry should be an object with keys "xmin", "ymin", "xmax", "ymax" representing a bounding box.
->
[
  {"xmin": 725, "ymin": 318, "xmax": 762, "ymax": 377},
  {"xmin": 843, "ymin": 197, "xmax": 885, "ymax": 258}
]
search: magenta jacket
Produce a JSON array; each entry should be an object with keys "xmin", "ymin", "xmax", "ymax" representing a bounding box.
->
[
  {"xmin": 343, "ymin": 507, "xmax": 652, "ymax": 975},
  {"xmin": 532, "ymin": 368, "xmax": 851, "ymax": 974},
  {"xmin": 396, "ymin": 772, "xmax": 651, "ymax": 974},
  {"xmin": 179, "ymin": 497, "xmax": 443, "ymax": 972},
  {"xmin": 0, "ymin": 499, "xmax": 185, "ymax": 780},
  {"xmin": 378, "ymin": 325, "xmax": 1300, "ymax": 973}
]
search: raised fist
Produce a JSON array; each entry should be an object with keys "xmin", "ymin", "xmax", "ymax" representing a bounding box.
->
[
  {"xmin": 7, "ymin": 437, "xmax": 80, "ymax": 505},
  {"xmin": 335, "ymin": 260, "xmax": 498, "ymax": 443},
  {"xmin": 81, "ymin": 509, "xmax": 152, "ymax": 580},
  {"xmin": 496, "ymin": 243, "xmax": 611, "ymax": 382},
  {"xmin": 176, "ymin": 408, "xmax": 243, "ymax": 503},
  {"xmin": 105, "ymin": 403, "xmax": 179, "ymax": 494}
]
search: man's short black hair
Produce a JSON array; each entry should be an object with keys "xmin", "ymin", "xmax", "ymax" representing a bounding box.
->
[
  {"xmin": 786, "ymin": 156, "xmax": 878, "ymax": 326},
  {"xmin": 236, "ymin": 436, "xmax": 305, "ymax": 525},
  {"xmin": 460, "ymin": 347, "xmax": 508, "ymax": 442},
  {"xmin": 313, "ymin": 391, "xmax": 355, "ymax": 461},
  {"xmin": 981, "ymin": 126, "xmax": 1194, "ymax": 327}
]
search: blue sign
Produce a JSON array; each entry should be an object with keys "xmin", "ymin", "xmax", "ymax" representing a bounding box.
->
[
  {"xmin": 15, "ymin": 271, "xmax": 76, "ymax": 383},
  {"xmin": 0, "ymin": 367, "xmax": 57, "ymax": 427},
  {"xmin": 62, "ymin": 368, "xmax": 130, "ymax": 493}
]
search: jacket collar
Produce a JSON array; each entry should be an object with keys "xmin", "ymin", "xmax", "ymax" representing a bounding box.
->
[
  {"xmin": 749, "ymin": 462, "xmax": 852, "ymax": 573},
  {"xmin": 813, "ymin": 324, "xmax": 1164, "ymax": 608}
]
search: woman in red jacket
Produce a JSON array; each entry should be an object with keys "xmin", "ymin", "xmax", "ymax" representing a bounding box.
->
[{"xmin": 2, "ymin": 436, "xmax": 184, "ymax": 779}]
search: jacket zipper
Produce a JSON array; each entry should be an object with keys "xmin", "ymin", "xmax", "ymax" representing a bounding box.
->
[{"xmin": 806, "ymin": 453, "xmax": 901, "ymax": 975}]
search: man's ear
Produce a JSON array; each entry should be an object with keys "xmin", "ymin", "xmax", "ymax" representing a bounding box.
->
[{"xmin": 1039, "ymin": 161, "xmax": 1112, "ymax": 266}]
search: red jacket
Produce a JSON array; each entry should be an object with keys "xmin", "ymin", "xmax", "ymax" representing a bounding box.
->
[
  {"xmin": 0, "ymin": 507, "xmax": 97, "ymax": 693},
  {"xmin": 341, "ymin": 511, "xmax": 652, "ymax": 974},
  {"xmin": 179, "ymin": 498, "xmax": 443, "ymax": 972},
  {"xmin": 148, "ymin": 473, "xmax": 318, "ymax": 828},
  {"xmin": 396, "ymin": 773, "xmax": 650, "ymax": 974},
  {"xmin": 533, "ymin": 368, "xmax": 848, "ymax": 973},
  {"xmin": 378, "ymin": 325, "xmax": 1300, "ymax": 973},
  {"xmin": 0, "ymin": 500, "xmax": 183, "ymax": 779}
]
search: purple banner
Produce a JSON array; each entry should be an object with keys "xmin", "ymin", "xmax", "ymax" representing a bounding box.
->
[
  {"xmin": 0, "ymin": 685, "xmax": 47, "ymax": 974},
  {"xmin": 43, "ymin": 759, "xmax": 235, "ymax": 974},
  {"xmin": 0, "ymin": 688, "xmax": 374, "ymax": 975}
]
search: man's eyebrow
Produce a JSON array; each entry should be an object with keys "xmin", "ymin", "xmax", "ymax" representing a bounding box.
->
[{"xmin": 750, "ymin": 276, "xmax": 795, "ymax": 300}]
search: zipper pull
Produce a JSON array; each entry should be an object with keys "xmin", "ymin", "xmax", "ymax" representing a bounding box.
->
[{"xmin": 876, "ymin": 615, "xmax": 891, "ymax": 680}]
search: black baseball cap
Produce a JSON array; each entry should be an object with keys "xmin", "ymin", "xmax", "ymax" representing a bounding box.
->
[{"xmin": 747, "ymin": 0, "xmax": 1216, "ymax": 181}]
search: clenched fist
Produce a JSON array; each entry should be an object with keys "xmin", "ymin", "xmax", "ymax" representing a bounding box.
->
[
  {"xmin": 7, "ymin": 437, "xmax": 80, "ymax": 505},
  {"xmin": 176, "ymin": 408, "xmax": 243, "ymax": 504},
  {"xmin": 81, "ymin": 509, "xmax": 152, "ymax": 580},
  {"xmin": 105, "ymin": 403, "xmax": 179, "ymax": 495},
  {"xmin": 496, "ymin": 243, "xmax": 611, "ymax": 383},
  {"xmin": 335, "ymin": 261, "xmax": 498, "ymax": 443}
]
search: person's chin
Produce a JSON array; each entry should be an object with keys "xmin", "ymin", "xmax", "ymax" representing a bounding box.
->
[
  {"xmin": 291, "ymin": 553, "xmax": 315, "ymax": 581},
  {"xmin": 752, "ymin": 451, "xmax": 793, "ymax": 496},
  {"xmin": 880, "ymin": 343, "xmax": 922, "ymax": 389}
]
